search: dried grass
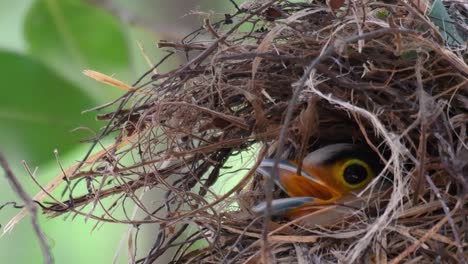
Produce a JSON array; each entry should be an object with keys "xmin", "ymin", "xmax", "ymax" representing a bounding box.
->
[{"xmin": 7, "ymin": 0, "xmax": 468, "ymax": 263}]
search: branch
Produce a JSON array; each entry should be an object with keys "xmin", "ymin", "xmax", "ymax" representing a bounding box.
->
[{"xmin": 0, "ymin": 153, "xmax": 53, "ymax": 264}]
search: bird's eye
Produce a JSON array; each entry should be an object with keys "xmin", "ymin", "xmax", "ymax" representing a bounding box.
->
[{"xmin": 343, "ymin": 163, "xmax": 368, "ymax": 185}]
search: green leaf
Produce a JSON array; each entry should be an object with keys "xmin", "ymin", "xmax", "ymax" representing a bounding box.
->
[
  {"xmin": 24, "ymin": 0, "xmax": 131, "ymax": 101},
  {"xmin": 376, "ymin": 9, "xmax": 389, "ymax": 20},
  {"xmin": 0, "ymin": 51, "xmax": 100, "ymax": 165},
  {"xmin": 429, "ymin": 0, "xmax": 464, "ymax": 46},
  {"xmin": 0, "ymin": 0, "xmax": 34, "ymax": 52}
]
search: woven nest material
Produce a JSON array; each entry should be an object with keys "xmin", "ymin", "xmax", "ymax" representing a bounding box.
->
[{"xmin": 15, "ymin": 0, "xmax": 468, "ymax": 263}]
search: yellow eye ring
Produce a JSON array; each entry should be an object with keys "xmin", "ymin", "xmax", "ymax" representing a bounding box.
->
[{"xmin": 340, "ymin": 159, "xmax": 374, "ymax": 189}]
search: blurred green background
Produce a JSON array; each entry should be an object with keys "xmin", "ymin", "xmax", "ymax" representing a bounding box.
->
[{"xmin": 0, "ymin": 0, "xmax": 240, "ymax": 263}]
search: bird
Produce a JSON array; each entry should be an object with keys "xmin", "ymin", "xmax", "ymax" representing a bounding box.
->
[{"xmin": 252, "ymin": 143, "xmax": 383, "ymax": 220}]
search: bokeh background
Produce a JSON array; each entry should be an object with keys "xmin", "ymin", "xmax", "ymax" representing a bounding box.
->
[{"xmin": 0, "ymin": 0, "xmax": 241, "ymax": 262}]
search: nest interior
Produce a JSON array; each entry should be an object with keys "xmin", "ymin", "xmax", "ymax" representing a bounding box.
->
[{"xmin": 31, "ymin": 0, "xmax": 468, "ymax": 263}]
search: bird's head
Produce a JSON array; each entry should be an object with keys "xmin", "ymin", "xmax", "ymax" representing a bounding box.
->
[{"xmin": 253, "ymin": 143, "xmax": 383, "ymax": 218}]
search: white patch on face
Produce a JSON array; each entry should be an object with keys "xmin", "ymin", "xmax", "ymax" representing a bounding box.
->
[{"xmin": 303, "ymin": 143, "xmax": 356, "ymax": 166}]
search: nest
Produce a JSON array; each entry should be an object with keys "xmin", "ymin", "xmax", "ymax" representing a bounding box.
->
[{"xmin": 17, "ymin": 0, "xmax": 468, "ymax": 263}]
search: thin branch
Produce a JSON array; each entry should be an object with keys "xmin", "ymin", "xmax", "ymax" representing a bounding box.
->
[
  {"xmin": 425, "ymin": 175, "xmax": 466, "ymax": 263},
  {"xmin": 413, "ymin": 54, "xmax": 427, "ymax": 203},
  {"xmin": 0, "ymin": 153, "xmax": 53, "ymax": 264}
]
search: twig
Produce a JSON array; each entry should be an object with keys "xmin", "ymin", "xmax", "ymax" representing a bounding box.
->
[
  {"xmin": 228, "ymin": 0, "xmax": 242, "ymax": 13},
  {"xmin": 203, "ymin": 18, "xmax": 230, "ymax": 46},
  {"xmin": 425, "ymin": 175, "xmax": 465, "ymax": 263},
  {"xmin": 0, "ymin": 153, "xmax": 53, "ymax": 264},
  {"xmin": 389, "ymin": 200, "xmax": 461, "ymax": 264},
  {"xmin": 0, "ymin": 202, "xmax": 23, "ymax": 210},
  {"xmin": 412, "ymin": 55, "xmax": 427, "ymax": 203},
  {"xmin": 157, "ymin": 40, "xmax": 207, "ymax": 51},
  {"xmin": 175, "ymin": 0, "xmax": 280, "ymax": 76}
]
